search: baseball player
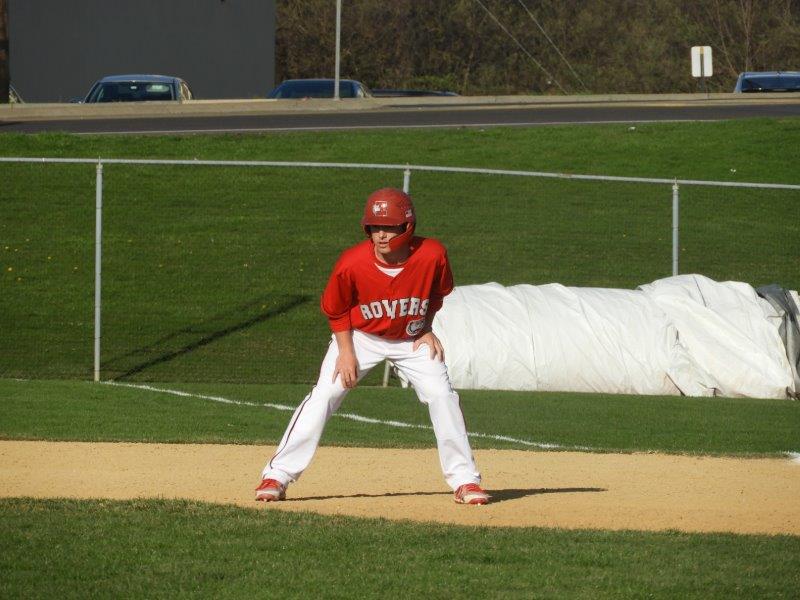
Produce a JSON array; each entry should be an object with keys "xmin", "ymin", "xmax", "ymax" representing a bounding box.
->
[{"xmin": 256, "ymin": 188, "xmax": 489, "ymax": 505}]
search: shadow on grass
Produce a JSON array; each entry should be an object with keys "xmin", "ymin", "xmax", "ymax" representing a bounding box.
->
[
  {"xmin": 289, "ymin": 487, "xmax": 606, "ymax": 504},
  {"xmin": 105, "ymin": 294, "xmax": 310, "ymax": 380}
]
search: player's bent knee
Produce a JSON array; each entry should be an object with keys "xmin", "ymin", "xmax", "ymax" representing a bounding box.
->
[
  {"xmin": 415, "ymin": 387, "xmax": 459, "ymax": 406},
  {"xmin": 308, "ymin": 381, "xmax": 348, "ymax": 404}
]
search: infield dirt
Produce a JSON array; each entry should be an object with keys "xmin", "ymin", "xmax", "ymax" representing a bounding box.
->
[{"xmin": 2, "ymin": 440, "xmax": 798, "ymax": 534}]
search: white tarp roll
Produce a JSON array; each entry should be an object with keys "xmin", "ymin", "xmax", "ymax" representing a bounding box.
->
[{"xmin": 432, "ymin": 274, "xmax": 795, "ymax": 399}]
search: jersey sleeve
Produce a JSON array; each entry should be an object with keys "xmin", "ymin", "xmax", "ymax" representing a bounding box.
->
[
  {"xmin": 427, "ymin": 247, "xmax": 454, "ymax": 316},
  {"xmin": 320, "ymin": 256, "xmax": 356, "ymax": 332}
]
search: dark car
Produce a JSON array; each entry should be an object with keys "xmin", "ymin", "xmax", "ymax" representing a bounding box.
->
[
  {"xmin": 733, "ymin": 71, "xmax": 800, "ymax": 93},
  {"xmin": 371, "ymin": 89, "xmax": 459, "ymax": 97},
  {"xmin": 83, "ymin": 74, "xmax": 194, "ymax": 103},
  {"xmin": 267, "ymin": 79, "xmax": 372, "ymax": 99}
]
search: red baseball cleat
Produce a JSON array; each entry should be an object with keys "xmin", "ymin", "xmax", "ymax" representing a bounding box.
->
[
  {"xmin": 454, "ymin": 483, "xmax": 490, "ymax": 505},
  {"xmin": 255, "ymin": 478, "xmax": 286, "ymax": 502}
]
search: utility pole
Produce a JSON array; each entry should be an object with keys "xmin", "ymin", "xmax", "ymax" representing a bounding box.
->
[
  {"xmin": 0, "ymin": 0, "xmax": 9, "ymax": 104},
  {"xmin": 334, "ymin": 0, "xmax": 341, "ymax": 100}
]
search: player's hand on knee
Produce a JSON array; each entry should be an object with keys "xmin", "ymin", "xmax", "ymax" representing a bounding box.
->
[
  {"xmin": 333, "ymin": 350, "xmax": 359, "ymax": 388},
  {"xmin": 413, "ymin": 331, "xmax": 445, "ymax": 362}
]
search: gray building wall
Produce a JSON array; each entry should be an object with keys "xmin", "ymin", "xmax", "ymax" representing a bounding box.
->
[{"xmin": 8, "ymin": 0, "xmax": 275, "ymax": 102}]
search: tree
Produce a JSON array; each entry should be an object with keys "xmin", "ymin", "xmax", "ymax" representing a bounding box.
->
[
  {"xmin": 0, "ymin": 0, "xmax": 9, "ymax": 104},
  {"xmin": 275, "ymin": 0, "xmax": 800, "ymax": 95},
  {"xmin": 681, "ymin": 0, "xmax": 800, "ymax": 83}
]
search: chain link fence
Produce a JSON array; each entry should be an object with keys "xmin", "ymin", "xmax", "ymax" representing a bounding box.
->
[{"xmin": 2, "ymin": 158, "xmax": 798, "ymax": 384}]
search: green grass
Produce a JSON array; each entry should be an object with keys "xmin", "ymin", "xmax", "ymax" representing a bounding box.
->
[
  {"xmin": 1, "ymin": 498, "xmax": 798, "ymax": 599},
  {"xmin": 1, "ymin": 119, "xmax": 799, "ymax": 182},
  {"xmin": 2, "ymin": 375, "xmax": 798, "ymax": 598},
  {"xmin": 3, "ymin": 121, "xmax": 799, "ymax": 599},
  {"xmin": 2, "ymin": 379, "xmax": 798, "ymax": 455},
  {"xmin": 2, "ymin": 120, "xmax": 799, "ymax": 383}
]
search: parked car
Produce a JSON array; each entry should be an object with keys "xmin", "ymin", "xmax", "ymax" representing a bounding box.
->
[
  {"xmin": 371, "ymin": 89, "xmax": 459, "ymax": 97},
  {"xmin": 9, "ymin": 84, "xmax": 24, "ymax": 103},
  {"xmin": 83, "ymin": 74, "xmax": 194, "ymax": 103},
  {"xmin": 267, "ymin": 79, "xmax": 372, "ymax": 99},
  {"xmin": 733, "ymin": 71, "xmax": 800, "ymax": 93}
]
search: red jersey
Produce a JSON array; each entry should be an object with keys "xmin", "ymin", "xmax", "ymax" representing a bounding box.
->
[{"xmin": 320, "ymin": 236, "xmax": 454, "ymax": 340}]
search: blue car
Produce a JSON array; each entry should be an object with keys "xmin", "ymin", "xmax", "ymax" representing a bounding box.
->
[
  {"xmin": 83, "ymin": 74, "xmax": 194, "ymax": 103},
  {"xmin": 267, "ymin": 78, "xmax": 372, "ymax": 99},
  {"xmin": 733, "ymin": 71, "xmax": 800, "ymax": 93}
]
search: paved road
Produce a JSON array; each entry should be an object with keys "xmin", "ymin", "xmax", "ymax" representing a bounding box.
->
[{"xmin": 3, "ymin": 101, "xmax": 800, "ymax": 134}]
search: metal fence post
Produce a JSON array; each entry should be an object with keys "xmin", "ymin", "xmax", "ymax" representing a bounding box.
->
[
  {"xmin": 672, "ymin": 180, "xmax": 679, "ymax": 277},
  {"xmin": 94, "ymin": 161, "xmax": 103, "ymax": 382},
  {"xmin": 381, "ymin": 168, "xmax": 414, "ymax": 387}
]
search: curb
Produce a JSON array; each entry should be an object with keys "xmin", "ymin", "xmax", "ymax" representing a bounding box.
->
[{"xmin": 2, "ymin": 93, "xmax": 800, "ymax": 123}]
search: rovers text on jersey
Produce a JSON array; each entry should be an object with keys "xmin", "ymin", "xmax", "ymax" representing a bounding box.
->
[{"xmin": 320, "ymin": 237, "xmax": 454, "ymax": 340}]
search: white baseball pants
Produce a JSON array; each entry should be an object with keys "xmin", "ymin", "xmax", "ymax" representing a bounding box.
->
[{"xmin": 262, "ymin": 329, "xmax": 481, "ymax": 490}]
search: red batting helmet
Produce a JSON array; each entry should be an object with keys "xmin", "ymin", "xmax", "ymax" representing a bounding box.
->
[{"xmin": 361, "ymin": 188, "xmax": 416, "ymax": 251}]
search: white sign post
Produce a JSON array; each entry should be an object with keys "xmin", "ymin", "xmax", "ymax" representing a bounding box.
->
[{"xmin": 691, "ymin": 46, "xmax": 713, "ymax": 94}]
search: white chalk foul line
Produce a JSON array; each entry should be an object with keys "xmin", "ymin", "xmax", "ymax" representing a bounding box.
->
[
  {"xmin": 99, "ymin": 381, "xmax": 800, "ymax": 461},
  {"xmin": 105, "ymin": 381, "xmax": 586, "ymax": 451}
]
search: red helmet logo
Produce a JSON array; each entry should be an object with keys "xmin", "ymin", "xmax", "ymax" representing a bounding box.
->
[{"xmin": 372, "ymin": 200, "xmax": 389, "ymax": 217}]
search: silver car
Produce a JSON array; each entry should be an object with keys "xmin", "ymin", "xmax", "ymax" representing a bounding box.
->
[
  {"xmin": 83, "ymin": 74, "xmax": 194, "ymax": 103},
  {"xmin": 9, "ymin": 84, "xmax": 23, "ymax": 103}
]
